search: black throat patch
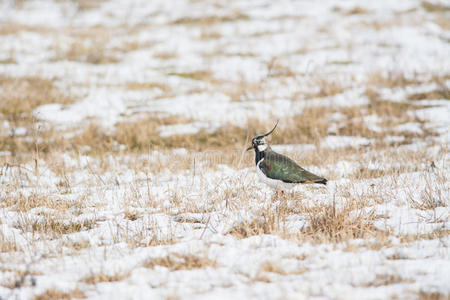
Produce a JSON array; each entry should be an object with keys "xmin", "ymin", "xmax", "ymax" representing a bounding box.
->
[{"xmin": 254, "ymin": 147, "xmax": 265, "ymax": 165}]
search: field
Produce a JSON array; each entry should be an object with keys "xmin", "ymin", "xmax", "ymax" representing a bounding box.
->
[{"xmin": 0, "ymin": 0, "xmax": 449, "ymax": 299}]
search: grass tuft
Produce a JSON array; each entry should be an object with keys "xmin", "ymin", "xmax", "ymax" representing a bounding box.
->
[{"xmin": 145, "ymin": 254, "xmax": 217, "ymax": 271}]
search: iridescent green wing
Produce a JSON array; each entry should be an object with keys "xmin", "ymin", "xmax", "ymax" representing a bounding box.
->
[{"xmin": 259, "ymin": 151, "xmax": 326, "ymax": 184}]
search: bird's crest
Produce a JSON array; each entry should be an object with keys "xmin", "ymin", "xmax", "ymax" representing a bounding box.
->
[{"xmin": 247, "ymin": 121, "xmax": 278, "ymax": 152}]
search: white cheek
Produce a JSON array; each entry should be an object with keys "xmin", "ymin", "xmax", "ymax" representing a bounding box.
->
[{"xmin": 257, "ymin": 144, "xmax": 267, "ymax": 151}]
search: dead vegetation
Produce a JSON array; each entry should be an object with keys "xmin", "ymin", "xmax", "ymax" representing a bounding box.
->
[
  {"xmin": 83, "ymin": 271, "xmax": 130, "ymax": 285},
  {"xmin": 421, "ymin": 1, "xmax": 450, "ymax": 13},
  {"xmin": 125, "ymin": 81, "xmax": 171, "ymax": 93},
  {"xmin": 53, "ymin": 27, "xmax": 118, "ymax": 64},
  {"xmin": 299, "ymin": 76, "xmax": 346, "ymax": 99},
  {"xmin": 167, "ymin": 70, "xmax": 215, "ymax": 82},
  {"xmin": 1, "ymin": 192, "xmax": 81, "ymax": 212},
  {"xmin": 0, "ymin": 232, "xmax": 21, "ymax": 252},
  {"xmin": 171, "ymin": 13, "xmax": 249, "ymax": 26},
  {"xmin": 228, "ymin": 213, "xmax": 279, "ymax": 239},
  {"xmin": 13, "ymin": 215, "xmax": 96, "ymax": 238},
  {"xmin": 366, "ymin": 71, "xmax": 420, "ymax": 89},
  {"xmin": 144, "ymin": 254, "xmax": 218, "ymax": 271},
  {"xmin": 228, "ymin": 197, "xmax": 379, "ymax": 244},
  {"xmin": 398, "ymin": 229, "xmax": 450, "ymax": 244},
  {"xmin": 0, "ymin": 76, "xmax": 74, "ymax": 116},
  {"xmin": 418, "ymin": 291, "xmax": 449, "ymax": 300},
  {"xmin": 0, "ymin": 75, "xmax": 75, "ymax": 155},
  {"xmin": 301, "ymin": 201, "xmax": 378, "ymax": 243},
  {"xmin": 52, "ymin": 25, "xmax": 151, "ymax": 64},
  {"xmin": 34, "ymin": 288, "xmax": 86, "ymax": 300},
  {"xmin": 0, "ymin": 2, "xmax": 448, "ymax": 298},
  {"xmin": 30, "ymin": 219, "xmax": 94, "ymax": 236},
  {"xmin": 363, "ymin": 273, "xmax": 412, "ymax": 287},
  {"xmin": 70, "ymin": 0, "xmax": 107, "ymax": 11},
  {"xmin": 1, "ymin": 69, "xmax": 441, "ymax": 158},
  {"xmin": 408, "ymin": 82, "xmax": 450, "ymax": 101},
  {"xmin": 253, "ymin": 261, "xmax": 308, "ymax": 282}
]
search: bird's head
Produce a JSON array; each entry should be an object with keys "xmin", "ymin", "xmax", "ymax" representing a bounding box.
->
[{"xmin": 246, "ymin": 121, "xmax": 278, "ymax": 152}]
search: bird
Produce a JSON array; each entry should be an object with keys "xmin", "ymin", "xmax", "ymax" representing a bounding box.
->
[{"xmin": 247, "ymin": 121, "xmax": 327, "ymax": 195}]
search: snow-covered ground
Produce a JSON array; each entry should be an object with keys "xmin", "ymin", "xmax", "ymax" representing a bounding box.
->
[{"xmin": 0, "ymin": 0, "xmax": 449, "ymax": 299}]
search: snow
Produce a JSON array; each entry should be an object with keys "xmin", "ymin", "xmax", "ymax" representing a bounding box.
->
[
  {"xmin": 321, "ymin": 136, "xmax": 373, "ymax": 149},
  {"xmin": 1, "ymin": 0, "xmax": 450, "ymax": 299},
  {"xmin": 394, "ymin": 122, "xmax": 424, "ymax": 135}
]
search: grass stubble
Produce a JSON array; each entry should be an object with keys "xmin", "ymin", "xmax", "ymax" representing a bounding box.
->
[{"xmin": 0, "ymin": 4, "xmax": 449, "ymax": 297}]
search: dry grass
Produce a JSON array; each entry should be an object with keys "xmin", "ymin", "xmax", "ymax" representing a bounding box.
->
[
  {"xmin": 1, "ymin": 193, "xmax": 81, "ymax": 212},
  {"xmin": 0, "ymin": 232, "xmax": 21, "ymax": 252},
  {"xmin": 253, "ymin": 260, "xmax": 308, "ymax": 282},
  {"xmin": 144, "ymin": 254, "xmax": 217, "ymax": 270},
  {"xmin": 228, "ymin": 213, "xmax": 279, "ymax": 239},
  {"xmin": 31, "ymin": 219, "xmax": 94, "ymax": 236},
  {"xmin": 260, "ymin": 261, "xmax": 308, "ymax": 275},
  {"xmin": 0, "ymin": 76, "xmax": 73, "ymax": 116},
  {"xmin": 345, "ymin": 7, "xmax": 369, "ymax": 15},
  {"xmin": 154, "ymin": 51, "xmax": 178, "ymax": 60},
  {"xmin": 62, "ymin": 40, "xmax": 118, "ymax": 64},
  {"xmin": 408, "ymin": 190, "xmax": 447, "ymax": 210},
  {"xmin": 303, "ymin": 76, "xmax": 345, "ymax": 99},
  {"xmin": 83, "ymin": 271, "xmax": 130, "ymax": 285},
  {"xmin": 0, "ymin": 21, "xmax": 55, "ymax": 34},
  {"xmin": 408, "ymin": 83, "xmax": 450, "ymax": 101},
  {"xmin": 34, "ymin": 288, "xmax": 86, "ymax": 300},
  {"xmin": 71, "ymin": 115, "xmax": 245, "ymax": 153},
  {"xmin": 110, "ymin": 219, "xmax": 178, "ymax": 248},
  {"xmin": 418, "ymin": 291, "xmax": 450, "ymax": 300},
  {"xmin": 0, "ymin": 69, "xmax": 436, "ymax": 158},
  {"xmin": 367, "ymin": 71, "xmax": 420, "ymax": 89},
  {"xmin": 126, "ymin": 81, "xmax": 171, "ymax": 93},
  {"xmin": 363, "ymin": 273, "xmax": 412, "ymax": 287},
  {"xmin": 54, "ymin": 28, "xmax": 118, "ymax": 64},
  {"xmin": 167, "ymin": 70, "xmax": 215, "ymax": 82},
  {"xmin": 60, "ymin": 238, "xmax": 91, "ymax": 251},
  {"xmin": 200, "ymin": 29, "xmax": 222, "ymax": 40},
  {"xmin": 260, "ymin": 261, "xmax": 287, "ymax": 275},
  {"xmin": 171, "ymin": 13, "xmax": 249, "ymax": 26},
  {"xmin": 13, "ymin": 215, "xmax": 96, "ymax": 238},
  {"xmin": 421, "ymin": 1, "xmax": 450, "ymax": 13},
  {"xmin": 0, "ymin": 76, "xmax": 75, "ymax": 155},
  {"xmin": 52, "ymin": 26, "xmax": 133, "ymax": 64},
  {"xmin": 0, "ymin": 265, "xmax": 47, "ymax": 290},
  {"xmin": 124, "ymin": 210, "xmax": 140, "ymax": 221},
  {"xmin": 398, "ymin": 229, "xmax": 450, "ymax": 244},
  {"xmin": 432, "ymin": 14, "xmax": 450, "ymax": 30},
  {"xmin": 112, "ymin": 115, "xmax": 192, "ymax": 150},
  {"xmin": 407, "ymin": 171, "xmax": 447, "ymax": 210},
  {"xmin": 70, "ymin": 0, "xmax": 107, "ymax": 11},
  {"xmin": 0, "ymin": 3, "xmax": 448, "ymax": 297},
  {"xmin": 228, "ymin": 193, "xmax": 380, "ymax": 244},
  {"xmin": 128, "ymin": 236, "xmax": 178, "ymax": 248},
  {"xmin": 0, "ymin": 57, "xmax": 17, "ymax": 64},
  {"xmin": 267, "ymin": 110, "xmax": 329, "ymax": 145},
  {"xmin": 301, "ymin": 202, "xmax": 378, "ymax": 243}
]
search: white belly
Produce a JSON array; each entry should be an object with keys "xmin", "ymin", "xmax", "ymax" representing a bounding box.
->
[{"xmin": 256, "ymin": 159, "xmax": 296, "ymax": 190}]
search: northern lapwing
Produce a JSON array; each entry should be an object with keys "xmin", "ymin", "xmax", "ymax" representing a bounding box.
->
[{"xmin": 247, "ymin": 121, "xmax": 327, "ymax": 195}]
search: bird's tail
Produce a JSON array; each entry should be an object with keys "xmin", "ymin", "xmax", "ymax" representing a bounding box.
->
[{"xmin": 315, "ymin": 178, "xmax": 327, "ymax": 185}]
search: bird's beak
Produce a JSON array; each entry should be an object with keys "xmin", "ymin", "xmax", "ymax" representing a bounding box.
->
[{"xmin": 246, "ymin": 146, "xmax": 253, "ymax": 151}]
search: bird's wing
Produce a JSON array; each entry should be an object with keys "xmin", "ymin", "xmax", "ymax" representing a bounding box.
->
[{"xmin": 259, "ymin": 150, "xmax": 327, "ymax": 184}]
